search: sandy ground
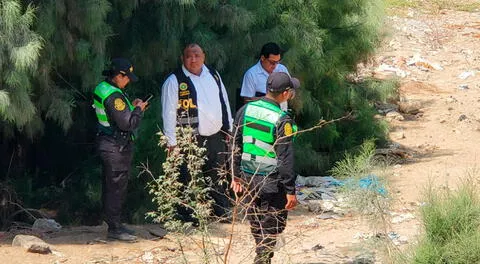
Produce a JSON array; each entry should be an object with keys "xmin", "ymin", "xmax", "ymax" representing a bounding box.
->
[{"xmin": 1, "ymin": 4, "xmax": 480, "ymax": 264}]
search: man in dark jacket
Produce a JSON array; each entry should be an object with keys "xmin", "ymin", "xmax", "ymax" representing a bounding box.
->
[
  {"xmin": 93, "ymin": 58, "xmax": 148, "ymax": 241},
  {"xmin": 231, "ymin": 72, "xmax": 300, "ymax": 263}
]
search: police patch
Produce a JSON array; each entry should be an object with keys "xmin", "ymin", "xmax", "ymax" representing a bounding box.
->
[
  {"xmin": 284, "ymin": 122, "xmax": 293, "ymax": 136},
  {"xmin": 179, "ymin": 82, "xmax": 188, "ymax": 91},
  {"xmin": 114, "ymin": 98, "xmax": 126, "ymax": 111},
  {"xmin": 179, "ymin": 90, "xmax": 190, "ymax": 97}
]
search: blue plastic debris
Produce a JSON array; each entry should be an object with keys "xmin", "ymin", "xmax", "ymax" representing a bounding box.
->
[{"xmin": 356, "ymin": 174, "xmax": 388, "ymax": 196}]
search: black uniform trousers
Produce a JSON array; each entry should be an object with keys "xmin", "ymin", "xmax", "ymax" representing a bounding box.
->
[
  {"xmin": 177, "ymin": 131, "xmax": 231, "ymax": 220},
  {"xmin": 243, "ymin": 174, "xmax": 288, "ymax": 264},
  {"xmin": 98, "ymin": 139, "xmax": 133, "ymax": 230}
]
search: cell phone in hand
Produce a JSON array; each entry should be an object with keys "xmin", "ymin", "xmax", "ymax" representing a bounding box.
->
[{"xmin": 143, "ymin": 94, "xmax": 154, "ymax": 103}]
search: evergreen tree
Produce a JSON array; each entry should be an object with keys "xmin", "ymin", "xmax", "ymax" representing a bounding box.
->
[
  {"xmin": 0, "ymin": 0, "xmax": 43, "ymax": 138},
  {"xmin": 33, "ymin": 0, "xmax": 112, "ymax": 132}
]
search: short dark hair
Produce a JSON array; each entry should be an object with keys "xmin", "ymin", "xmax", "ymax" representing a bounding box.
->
[
  {"xmin": 183, "ymin": 43, "xmax": 204, "ymax": 56},
  {"xmin": 260, "ymin": 42, "xmax": 281, "ymax": 58}
]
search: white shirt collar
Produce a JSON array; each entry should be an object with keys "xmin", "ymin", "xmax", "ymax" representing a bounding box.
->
[
  {"xmin": 182, "ymin": 64, "xmax": 207, "ymax": 78},
  {"xmin": 254, "ymin": 60, "xmax": 270, "ymax": 76}
]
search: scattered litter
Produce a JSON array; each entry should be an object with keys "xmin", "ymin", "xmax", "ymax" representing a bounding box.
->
[
  {"xmin": 32, "ymin": 218, "xmax": 62, "ymax": 233},
  {"xmin": 311, "ymin": 244, "xmax": 325, "ymax": 251},
  {"xmin": 354, "ymin": 232, "xmax": 373, "ymax": 240},
  {"xmin": 375, "ymin": 64, "xmax": 408, "ymax": 78},
  {"xmin": 458, "ymin": 84, "xmax": 469, "ymax": 90},
  {"xmin": 317, "ymin": 213, "xmax": 341, "ymax": 220},
  {"xmin": 355, "ymin": 175, "xmax": 388, "ymax": 196},
  {"xmin": 391, "ymin": 212, "xmax": 415, "ymax": 224},
  {"xmin": 458, "ymin": 71, "xmax": 476, "ymax": 80},
  {"xmin": 387, "ymin": 231, "xmax": 409, "ymax": 245},
  {"xmin": 140, "ymin": 251, "xmax": 155, "ymax": 263},
  {"xmin": 296, "ymin": 176, "xmax": 342, "ymax": 187},
  {"xmin": 407, "ymin": 54, "xmax": 443, "ymax": 71},
  {"xmin": 87, "ymin": 238, "xmax": 108, "ymax": 245}
]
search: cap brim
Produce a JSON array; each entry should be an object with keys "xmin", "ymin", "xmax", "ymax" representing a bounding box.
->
[
  {"xmin": 126, "ymin": 73, "xmax": 138, "ymax": 82},
  {"xmin": 291, "ymin": 78, "xmax": 300, "ymax": 90}
]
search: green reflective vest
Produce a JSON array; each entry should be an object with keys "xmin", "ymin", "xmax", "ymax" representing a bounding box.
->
[
  {"xmin": 93, "ymin": 81, "xmax": 134, "ymax": 130},
  {"xmin": 241, "ymin": 100, "xmax": 297, "ymax": 175}
]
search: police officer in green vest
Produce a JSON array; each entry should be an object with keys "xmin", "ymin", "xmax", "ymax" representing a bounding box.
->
[
  {"xmin": 231, "ymin": 72, "xmax": 299, "ymax": 264},
  {"xmin": 93, "ymin": 58, "xmax": 148, "ymax": 241}
]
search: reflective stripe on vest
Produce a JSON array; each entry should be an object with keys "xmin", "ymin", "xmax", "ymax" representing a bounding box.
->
[
  {"xmin": 241, "ymin": 100, "xmax": 285, "ymax": 175},
  {"xmin": 93, "ymin": 81, "xmax": 134, "ymax": 128}
]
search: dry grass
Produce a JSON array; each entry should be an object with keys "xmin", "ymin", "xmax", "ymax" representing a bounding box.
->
[{"xmin": 385, "ymin": 0, "xmax": 480, "ymax": 14}]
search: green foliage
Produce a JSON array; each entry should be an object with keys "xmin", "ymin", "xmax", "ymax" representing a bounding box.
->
[
  {"xmin": 146, "ymin": 126, "xmax": 212, "ymax": 231},
  {"xmin": 410, "ymin": 178, "xmax": 480, "ymax": 263},
  {"xmin": 330, "ymin": 139, "xmax": 376, "ymax": 179},
  {"xmin": 328, "ymin": 139, "xmax": 393, "ymax": 260},
  {"xmin": 0, "ymin": 90, "xmax": 9, "ymax": 117},
  {"xmin": 0, "ymin": 0, "xmax": 43, "ymax": 133}
]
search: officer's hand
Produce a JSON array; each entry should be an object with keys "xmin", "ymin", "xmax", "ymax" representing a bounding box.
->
[
  {"xmin": 230, "ymin": 177, "xmax": 243, "ymax": 193},
  {"xmin": 285, "ymin": 194, "xmax": 298, "ymax": 210},
  {"xmin": 167, "ymin": 145, "xmax": 177, "ymax": 156},
  {"xmin": 133, "ymin": 99, "xmax": 148, "ymax": 111}
]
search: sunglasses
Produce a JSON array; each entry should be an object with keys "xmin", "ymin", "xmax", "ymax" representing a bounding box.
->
[{"xmin": 265, "ymin": 58, "xmax": 281, "ymax": 66}]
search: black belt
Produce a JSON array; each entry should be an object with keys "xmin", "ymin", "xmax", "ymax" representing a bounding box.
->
[{"xmin": 198, "ymin": 130, "xmax": 226, "ymax": 139}]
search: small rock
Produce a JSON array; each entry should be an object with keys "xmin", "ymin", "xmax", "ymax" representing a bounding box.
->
[
  {"xmin": 386, "ymin": 111, "xmax": 404, "ymax": 121},
  {"xmin": 305, "ymin": 200, "xmax": 323, "ymax": 213},
  {"xmin": 321, "ymin": 200, "xmax": 335, "ymax": 211},
  {"xmin": 391, "ymin": 213, "xmax": 415, "ymax": 224},
  {"xmin": 398, "ymin": 101, "xmax": 422, "ymax": 114},
  {"xmin": 12, "ymin": 235, "xmax": 51, "ymax": 254},
  {"xmin": 317, "ymin": 213, "xmax": 340, "ymax": 220},
  {"xmin": 147, "ymin": 226, "xmax": 168, "ymax": 238},
  {"xmin": 141, "ymin": 251, "xmax": 155, "ymax": 263},
  {"xmin": 312, "ymin": 244, "xmax": 324, "ymax": 251},
  {"xmin": 391, "ymin": 131, "xmax": 405, "ymax": 140},
  {"xmin": 348, "ymin": 255, "xmax": 375, "ymax": 264},
  {"xmin": 445, "ymin": 97, "xmax": 457, "ymax": 103},
  {"xmin": 459, "ymin": 114, "xmax": 467, "ymax": 121}
]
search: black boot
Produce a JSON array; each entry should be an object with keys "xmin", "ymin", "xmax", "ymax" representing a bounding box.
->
[
  {"xmin": 107, "ymin": 228, "xmax": 137, "ymax": 241},
  {"xmin": 254, "ymin": 236, "xmax": 275, "ymax": 264},
  {"xmin": 254, "ymin": 252, "xmax": 272, "ymax": 264},
  {"xmin": 107, "ymin": 223, "xmax": 137, "ymax": 242}
]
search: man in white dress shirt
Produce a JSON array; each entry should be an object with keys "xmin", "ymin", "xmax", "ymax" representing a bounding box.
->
[
  {"xmin": 161, "ymin": 43, "xmax": 233, "ymax": 222},
  {"xmin": 240, "ymin": 42, "xmax": 290, "ymax": 110}
]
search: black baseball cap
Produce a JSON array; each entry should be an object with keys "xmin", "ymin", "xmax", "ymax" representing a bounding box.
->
[
  {"xmin": 267, "ymin": 72, "xmax": 300, "ymax": 92},
  {"xmin": 103, "ymin": 58, "xmax": 138, "ymax": 82}
]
